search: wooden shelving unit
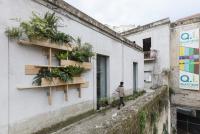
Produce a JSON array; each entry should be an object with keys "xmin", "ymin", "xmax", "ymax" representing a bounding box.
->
[
  {"xmin": 18, "ymin": 40, "xmax": 73, "ymax": 51},
  {"xmin": 17, "ymin": 40, "xmax": 90, "ymax": 105},
  {"xmin": 60, "ymin": 60, "xmax": 92, "ymax": 70},
  {"xmin": 25, "ymin": 65, "xmax": 65, "ymax": 75}
]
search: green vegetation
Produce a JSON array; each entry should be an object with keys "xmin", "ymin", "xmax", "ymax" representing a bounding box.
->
[
  {"xmin": 32, "ymin": 66, "xmax": 84, "ymax": 86},
  {"xmin": 5, "ymin": 27, "xmax": 22, "ymax": 39},
  {"xmin": 151, "ymin": 112, "xmax": 158, "ymax": 134},
  {"xmin": 5, "ymin": 12, "xmax": 73, "ymax": 44},
  {"xmin": 97, "ymin": 97, "xmax": 109, "ymax": 107},
  {"xmin": 55, "ymin": 37, "xmax": 95, "ymax": 62},
  {"xmin": 139, "ymin": 111, "xmax": 147, "ymax": 134},
  {"xmin": 110, "ymin": 90, "xmax": 146, "ymax": 107}
]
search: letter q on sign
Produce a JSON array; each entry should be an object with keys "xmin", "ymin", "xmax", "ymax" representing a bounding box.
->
[{"xmin": 180, "ymin": 75, "xmax": 190, "ymax": 82}]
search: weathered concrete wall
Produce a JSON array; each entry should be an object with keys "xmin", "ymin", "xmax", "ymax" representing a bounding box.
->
[
  {"xmin": 170, "ymin": 22, "xmax": 200, "ymax": 107},
  {"xmin": 57, "ymin": 86, "xmax": 169, "ymax": 134},
  {"xmin": 0, "ymin": 0, "xmax": 144, "ymax": 133},
  {"xmin": 86, "ymin": 87, "xmax": 169, "ymax": 134},
  {"xmin": 125, "ymin": 24, "xmax": 170, "ymax": 89},
  {"xmin": 170, "ymin": 21, "xmax": 200, "ymax": 133}
]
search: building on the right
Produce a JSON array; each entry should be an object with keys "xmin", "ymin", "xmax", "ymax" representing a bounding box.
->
[
  {"xmin": 170, "ymin": 14, "xmax": 200, "ymax": 134},
  {"xmin": 120, "ymin": 13, "xmax": 200, "ymax": 134}
]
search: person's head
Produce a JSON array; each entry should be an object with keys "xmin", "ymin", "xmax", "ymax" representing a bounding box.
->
[{"xmin": 120, "ymin": 81, "xmax": 124, "ymax": 86}]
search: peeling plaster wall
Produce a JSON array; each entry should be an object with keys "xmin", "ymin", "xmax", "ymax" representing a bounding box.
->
[{"xmin": 0, "ymin": 0, "xmax": 144, "ymax": 133}]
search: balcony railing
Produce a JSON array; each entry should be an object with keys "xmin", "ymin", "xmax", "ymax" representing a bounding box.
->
[{"xmin": 144, "ymin": 50, "xmax": 157, "ymax": 61}]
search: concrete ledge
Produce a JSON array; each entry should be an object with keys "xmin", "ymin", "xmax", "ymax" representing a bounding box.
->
[{"xmin": 10, "ymin": 100, "xmax": 94, "ymax": 134}]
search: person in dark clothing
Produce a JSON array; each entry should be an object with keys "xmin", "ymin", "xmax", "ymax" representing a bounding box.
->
[{"xmin": 116, "ymin": 82, "xmax": 125, "ymax": 110}]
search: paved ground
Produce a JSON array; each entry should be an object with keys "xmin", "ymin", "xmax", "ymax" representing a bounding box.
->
[{"xmin": 52, "ymin": 92, "xmax": 152, "ymax": 134}]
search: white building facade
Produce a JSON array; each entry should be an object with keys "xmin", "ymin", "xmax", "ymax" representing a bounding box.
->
[
  {"xmin": 121, "ymin": 18, "xmax": 171, "ymax": 89},
  {"xmin": 0, "ymin": 0, "xmax": 144, "ymax": 134}
]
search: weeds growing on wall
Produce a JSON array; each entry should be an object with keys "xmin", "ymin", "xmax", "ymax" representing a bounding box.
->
[
  {"xmin": 110, "ymin": 90, "xmax": 146, "ymax": 107},
  {"xmin": 138, "ymin": 111, "xmax": 147, "ymax": 134},
  {"xmin": 135, "ymin": 87, "xmax": 168, "ymax": 134}
]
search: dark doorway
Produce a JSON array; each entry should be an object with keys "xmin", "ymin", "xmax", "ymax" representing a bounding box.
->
[
  {"xmin": 177, "ymin": 109, "xmax": 200, "ymax": 134},
  {"xmin": 143, "ymin": 38, "xmax": 151, "ymax": 52},
  {"xmin": 97, "ymin": 55, "xmax": 108, "ymax": 109},
  {"xmin": 133, "ymin": 62, "xmax": 138, "ymax": 91}
]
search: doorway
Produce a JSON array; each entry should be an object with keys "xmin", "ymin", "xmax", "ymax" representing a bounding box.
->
[
  {"xmin": 133, "ymin": 62, "xmax": 138, "ymax": 91},
  {"xmin": 97, "ymin": 55, "xmax": 108, "ymax": 109}
]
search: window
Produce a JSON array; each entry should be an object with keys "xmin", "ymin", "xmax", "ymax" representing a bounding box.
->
[
  {"xmin": 144, "ymin": 71, "xmax": 152, "ymax": 82},
  {"xmin": 143, "ymin": 38, "xmax": 151, "ymax": 52}
]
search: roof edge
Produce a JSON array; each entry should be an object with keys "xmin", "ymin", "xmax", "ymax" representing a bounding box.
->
[
  {"xmin": 171, "ymin": 16, "xmax": 200, "ymax": 28},
  {"xmin": 40, "ymin": 0, "xmax": 143, "ymax": 52},
  {"xmin": 121, "ymin": 18, "xmax": 170, "ymax": 36}
]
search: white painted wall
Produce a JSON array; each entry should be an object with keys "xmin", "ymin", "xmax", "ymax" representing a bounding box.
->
[
  {"xmin": 0, "ymin": 0, "xmax": 144, "ymax": 133},
  {"xmin": 125, "ymin": 24, "xmax": 170, "ymax": 88}
]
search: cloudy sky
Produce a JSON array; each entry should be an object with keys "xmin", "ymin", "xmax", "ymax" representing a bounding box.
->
[{"xmin": 64, "ymin": 0, "xmax": 200, "ymax": 26}]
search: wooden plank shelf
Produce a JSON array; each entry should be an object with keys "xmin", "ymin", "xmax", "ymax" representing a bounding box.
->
[
  {"xmin": 17, "ymin": 77, "xmax": 88, "ymax": 89},
  {"xmin": 17, "ymin": 82, "xmax": 86, "ymax": 90},
  {"xmin": 60, "ymin": 60, "xmax": 92, "ymax": 70},
  {"xmin": 25, "ymin": 65, "xmax": 65, "ymax": 75},
  {"xmin": 18, "ymin": 40, "xmax": 73, "ymax": 51}
]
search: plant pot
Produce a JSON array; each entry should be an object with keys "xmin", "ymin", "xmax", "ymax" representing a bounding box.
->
[
  {"xmin": 60, "ymin": 60, "xmax": 92, "ymax": 70},
  {"xmin": 41, "ymin": 77, "xmax": 85, "ymax": 86},
  {"xmin": 27, "ymin": 39, "xmax": 72, "ymax": 51}
]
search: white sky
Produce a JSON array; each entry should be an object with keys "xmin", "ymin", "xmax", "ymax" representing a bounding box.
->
[{"xmin": 64, "ymin": 0, "xmax": 200, "ymax": 26}]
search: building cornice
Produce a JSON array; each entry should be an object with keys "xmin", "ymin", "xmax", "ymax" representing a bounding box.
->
[
  {"xmin": 121, "ymin": 18, "xmax": 170, "ymax": 36},
  {"xmin": 39, "ymin": 0, "xmax": 143, "ymax": 52}
]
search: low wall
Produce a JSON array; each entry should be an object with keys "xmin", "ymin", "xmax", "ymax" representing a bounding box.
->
[{"xmin": 91, "ymin": 86, "xmax": 169, "ymax": 134}]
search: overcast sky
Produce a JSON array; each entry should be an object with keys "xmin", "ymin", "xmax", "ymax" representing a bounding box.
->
[{"xmin": 64, "ymin": 0, "xmax": 200, "ymax": 26}]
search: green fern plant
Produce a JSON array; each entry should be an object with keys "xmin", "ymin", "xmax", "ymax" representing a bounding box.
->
[
  {"xmin": 69, "ymin": 37, "xmax": 94, "ymax": 62},
  {"xmin": 32, "ymin": 69, "xmax": 52, "ymax": 86},
  {"xmin": 5, "ymin": 27, "xmax": 22, "ymax": 39},
  {"xmin": 5, "ymin": 12, "xmax": 74, "ymax": 45},
  {"xmin": 55, "ymin": 51, "xmax": 68, "ymax": 60}
]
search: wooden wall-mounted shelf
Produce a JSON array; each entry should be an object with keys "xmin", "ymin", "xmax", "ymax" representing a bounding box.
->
[
  {"xmin": 60, "ymin": 60, "xmax": 92, "ymax": 70},
  {"xmin": 17, "ymin": 82, "xmax": 87, "ymax": 89},
  {"xmin": 25, "ymin": 65, "xmax": 64, "ymax": 75},
  {"xmin": 18, "ymin": 40, "xmax": 73, "ymax": 51},
  {"xmin": 17, "ymin": 40, "xmax": 91, "ymax": 105}
]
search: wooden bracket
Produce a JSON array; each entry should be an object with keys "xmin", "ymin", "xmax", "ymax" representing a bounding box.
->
[
  {"xmin": 77, "ymin": 87, "xmax": 81, "ymax": 98},
  {"xmin": 47, "ymin": 88, "xmax": 52, "ymax": 105},
  {"xmin": 64, "ymin": 85, "xmax": 68, "ymax": 101}
]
